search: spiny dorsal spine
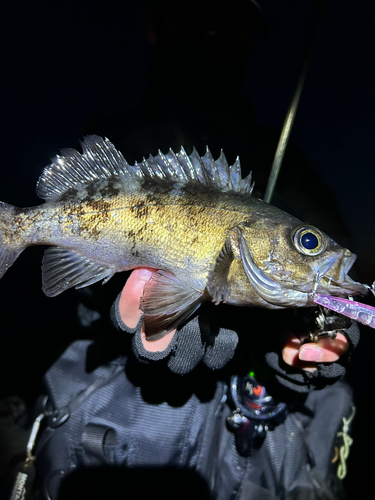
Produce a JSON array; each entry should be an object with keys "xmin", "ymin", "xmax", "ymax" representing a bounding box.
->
[{"xmin": 36, "ymin": 136, "xmax": 254, "ymax": 200}]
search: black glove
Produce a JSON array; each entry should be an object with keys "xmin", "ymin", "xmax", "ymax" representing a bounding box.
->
[{"xmin": 110, "ymin": 293, "xmax": 239, "ymax": 375}]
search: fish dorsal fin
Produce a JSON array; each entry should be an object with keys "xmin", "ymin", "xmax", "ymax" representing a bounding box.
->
[
  {"xmin": 36, "ymin": 136, "xmax": 136, "ymax": 200},
  {"xmin": 37, "ymin": 136, "xmax": 254, "ymax": 200}
]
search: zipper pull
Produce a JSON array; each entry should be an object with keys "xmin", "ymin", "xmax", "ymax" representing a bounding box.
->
[{"xmin": 9, "ymin": 413, "xmax": 45, "ymax": 500}]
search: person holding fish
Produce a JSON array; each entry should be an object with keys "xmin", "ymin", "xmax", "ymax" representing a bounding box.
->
[
  {"xmin": 119, "ymin": 267, "xmax": 352, "ymax": 370},
  {"xmin": 1, "ymin": 137, "xmax": 370, "ymax": 500}
]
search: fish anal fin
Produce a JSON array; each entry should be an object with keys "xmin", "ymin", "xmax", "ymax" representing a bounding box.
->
[
  {"xmin": 207, "ymin": 237, "xmax": 234, "ymax": 305},
  {"xmin": 42, "ymin": 247, "xmax": 115, "ymax": 297},
  {"xmin": 140, "ymin": 270, "xmax": 203, "ymax": 340}
]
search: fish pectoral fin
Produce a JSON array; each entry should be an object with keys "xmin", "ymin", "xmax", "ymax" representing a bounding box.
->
[
  {"xmin": 207, "ymin": 237, "xmax": 234, "ymax": 304},
  {"xmin": 140, "ymin": 270, "xmax": 203, "ymax": 340},
  {"xmin": 42, "ymin": 247, "xmax": 115, "ymax": 297}
]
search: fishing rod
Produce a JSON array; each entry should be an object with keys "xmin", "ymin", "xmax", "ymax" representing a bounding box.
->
[{"xmin": 263, "ymin": 0, "xmax": 324, "ymax": 203}]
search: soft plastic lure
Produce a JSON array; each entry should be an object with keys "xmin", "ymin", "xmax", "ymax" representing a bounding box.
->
[{"xmin": 313, "ymin": 294, "xmax": 375, "ymax": 329}]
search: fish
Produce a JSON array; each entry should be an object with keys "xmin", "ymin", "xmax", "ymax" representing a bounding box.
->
[{"xmin": 0, "ymin": 136, "xmax": 371, "ymax": 339}]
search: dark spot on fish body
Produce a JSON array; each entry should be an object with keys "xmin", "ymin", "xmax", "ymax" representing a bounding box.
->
[
  {"xmin": 126, "ymin": 224, "xmax": 148, "ymax": 249},
  {"xmin": 182, "ymin": 182, "xmax": 213, "ymax": 198},
  {"xmin": 190, "ymin": 234, "xmax": 200, "ymax": 246},
  {"xmin": 85, "ymin": 182, "xmax": 98, "ymax": 201},
  {"xmin": 98, "ymin": 178, "xmax": 121, "ymax": 198},
  {"xmin": 2, "ymin": 205, "xmax": 58, "ymax": 245},
  {"xmin": 82, "ymin": 214, "xmax": 109, "ymax": 239},
  {"xmin": 131, "ymin": 202, "xmax": 149, "ymax": 219},
  {"xmin": 79, "ymin": 218, "xmax": 101, "ymax": 240},
  {"xmin": 179, "ymin": 205, "xmax": 208, "ymax": 233},
  {"xmin": 192, "ymin": 205, "xmax": 206, "ymax": 216},
  {"xmin": 84, "ymin": 198, "xmax": 112, "ymax": 213},
  {"xmin": 135, "ymin": 224, "xmax": 148, "ymax": 239},
  {"xmin": 141, "ymin": 177, "xmax": 175, "ymax": 197},
  {"xmin": 126, "ymin": 229, "xmax": 140, "ymax": 251},
  {"xmin": 67, "ymin": 197, "xmax": 113, "ymax": 240},
  {"xmin": 59, "ymin": 188, "xmax": 79, "ymax": 203}
]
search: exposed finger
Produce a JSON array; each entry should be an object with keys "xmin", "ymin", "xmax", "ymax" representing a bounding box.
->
[
  {"xmin": 298, "ymin": 332, "xmax": 348, "ymax": 362},
  {"xmin": 140, "ymin": 326, "xmax": 177, "ymax": 352},
  {"xmin": 282, "ymin": 332, "xmax": 349, "ymax": 372},
  {"xmin": 282, "ymin": 334, "xmax": 315, "ymax": 371},
  {"xmin": 118, "ymin": 268, "xmax": 155, "ymax": 328}
]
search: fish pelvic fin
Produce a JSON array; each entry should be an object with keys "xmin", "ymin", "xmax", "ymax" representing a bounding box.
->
[
  {"xmin": 42, "ymin": 247, "xmax": 115, "ymax": 296},
  {"xmin": 36, "ymin": 136, "xmax": 254, "ymax": 201},
  {"xmin": 0, "ymin": 202, "xmax": 26, "ymax": 279},
  {"xmin": 140, "ymin": 270, "xmax": 203, "ymax": 340}
]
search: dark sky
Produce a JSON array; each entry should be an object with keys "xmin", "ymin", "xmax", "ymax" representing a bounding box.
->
[
  {"xmin": 1, "ymin": 0, "xmax": 374, "ymax": 279},
  {"xmin": 1, "ymin": 0, "xmax": 375, "ymax": 495}
]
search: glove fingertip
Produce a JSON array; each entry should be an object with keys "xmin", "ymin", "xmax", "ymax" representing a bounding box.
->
[
  {"xmin": 132, "ymin": 328, "xmax": 177, "ymax": 363},
  {"xmin": 203, "ymin": 329, "xmax": 238, "ymax": 370},
  {"xmin": 168, "ymin": 317, "xmax": 205, "ymax": 375}
]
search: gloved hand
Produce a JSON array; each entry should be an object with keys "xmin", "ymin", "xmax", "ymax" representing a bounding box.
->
[
  {"xmin": 111, "ymin": 268, "xmax": 239, "ymax": 375},
  {"xmin": 265, "ymin": 321, "xmax": 359, "ymax": 391}
]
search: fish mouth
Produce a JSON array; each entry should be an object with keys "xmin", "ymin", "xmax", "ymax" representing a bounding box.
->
[{"xmin": 316, "ymin": 251, "xmax": 369, "ymax": 297}]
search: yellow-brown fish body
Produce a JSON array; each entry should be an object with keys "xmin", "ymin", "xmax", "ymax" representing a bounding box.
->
[
  {"xmin": 0, "ymin": 136, "xmax": 368, "ymax": 339},
  {"xmin": 3, "ymin": 177, "xmax": 256, "ymax": 293}
]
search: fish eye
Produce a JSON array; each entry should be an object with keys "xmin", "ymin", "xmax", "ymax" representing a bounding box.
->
[
  {"xmin": 301, "ymin": 232, "xmax": 318, "ymax": 249},
  {"xmin": 292, "ymin": 226, "xmax": 326, "ymax": 256}
]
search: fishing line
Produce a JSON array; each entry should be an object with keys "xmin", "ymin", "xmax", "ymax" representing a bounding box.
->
[{"xmin": 263, "ymin": 0, "xmax": 324, "ymax": 204}]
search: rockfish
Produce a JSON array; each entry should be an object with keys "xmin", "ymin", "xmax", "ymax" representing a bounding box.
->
[{"xmin": 0, "ymin": 136, "xmax": 369, "ymax": 339}]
